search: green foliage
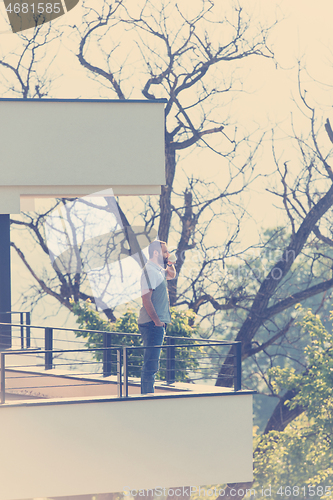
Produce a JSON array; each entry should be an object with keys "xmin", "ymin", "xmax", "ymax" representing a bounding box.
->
[
  {"xmin": 72, "ymin": 301, "xmax": 201, "ymax": 382},
  {"xmin": 72, "ymin": 301, "xmax": 143, "ymax": 378},
  {"xmin": 213, "ymin": 226, "xmax": 333, "ymax": 430},
  {"xmin": 163, "ymin": 308, "xmax": 202, "ymax": 382},
  {"xmin": 253, "ymin": 306, "xmax": 333, "ymax": 498}
]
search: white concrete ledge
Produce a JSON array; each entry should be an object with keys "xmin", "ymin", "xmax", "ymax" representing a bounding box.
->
[{"xmin": 0, "ymin": 391, "xmax": 253, "ymax": 499}]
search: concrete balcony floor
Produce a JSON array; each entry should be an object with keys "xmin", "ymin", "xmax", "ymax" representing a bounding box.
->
[{"xmin": 2, "ymin": 364, "xmax": 244, "ymax": 406}]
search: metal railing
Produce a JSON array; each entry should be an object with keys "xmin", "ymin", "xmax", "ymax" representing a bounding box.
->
[
  {"xmin": 121, "ymin": 342, "xmax": 242, "ymax": 397},
  {"xmin": 0, "ymin": 319, "xmax": 242, "ymax": 404},
  {"xmin": 0, "ymin": 347, "xmax": 123, "ymax": 404},
  {"xmin": 0, "ymin": 339, "xmax": 241, "ymax": 404},
  {"xmin": 0, "ymin": 311, "xmax": 31, "ymax": 349},
  {"xmin": 0, "ymin": 320, "xmax": 235, "ymax": 373}
]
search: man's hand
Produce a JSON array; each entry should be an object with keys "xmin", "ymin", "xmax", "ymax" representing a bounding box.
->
[
  {"xmin": 166, "ymin": 262, "xmax": 176, "ymax": 280},
  {"xmin": 154, "ymin": 319, "xmax": 165, "ymax": 327}
]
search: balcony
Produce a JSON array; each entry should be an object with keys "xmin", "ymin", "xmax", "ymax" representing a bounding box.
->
[{"xmin": 0, "ymin": 319, "xmax": 254, "ymax": 500}]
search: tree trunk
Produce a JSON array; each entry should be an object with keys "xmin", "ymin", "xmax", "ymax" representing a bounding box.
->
[
  {"xmin": 263, "ymin": 389, "xmax": 304, "ymax": 433},
  {"xmin": 158, "ymin": 143, "xmax": 176, "ymax": 242},
  {"xmin": 168, "ymin": 188, "xmax": 196, "ymax": 306},
  {"xmin": 216, "ymin": 182, "xmax": 333, "ymax": 387}
]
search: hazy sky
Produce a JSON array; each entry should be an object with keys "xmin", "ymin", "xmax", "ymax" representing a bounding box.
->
[
  {"xmin": 2, "ymin": 0, "xmax": 333, "ymax": 319},
  {"xmin": 0, "ymin": 4, "xmax": 331, "ymax": 498}
]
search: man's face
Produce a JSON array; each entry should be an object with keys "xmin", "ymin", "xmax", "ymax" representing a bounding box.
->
[{"xmin": 157, "ymin": 243, "xmax": 170, "ymax": 267}]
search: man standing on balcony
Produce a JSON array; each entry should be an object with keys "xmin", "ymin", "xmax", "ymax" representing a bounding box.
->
[{"xmin": 138, "ymin": 240, "xmax": 176, "ymax": 394}]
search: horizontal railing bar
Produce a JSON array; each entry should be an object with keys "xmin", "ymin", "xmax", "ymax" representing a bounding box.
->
[
  {"xmin": 6, "ymin": 374, "xmax": 51, "ymax": 380},
  {"xmin": 0, "ymin": 322, "xmax": 140, "ymax": 336},
  {"xmin": 184, "ymin": 368, "xmax": 227, "ymax": 373},
  {"xmin": 0, "ymin": 322, "xmax": 236, "ymax": 345},
  {"xmin": 165, "ymin": 337, "xmax": 234, "ymax": 344},
  {"xmin": 53, "ymin": 339, "xmax": 92, "ymax": 344},
  {"xmin": 7, "ymin": 382, "xmax": 112, "ymax": 391},
  {"xmin": 5, "ymin": 363, "xmax": 102, "ymax": 373},
  {"xmin": 0, "ymin": 322, "xmax": 139, "ymax": 335},
  {"xmin": 5, "ymin": 373, "xmax": 101, "ymax": 381},
  {"xmin": 7, "ymin": 367, "xmax": 224, "ymax": 374},
  {"xmin": 0, "ymin": 311, "xmax": 30, "ymax": 314},
  {"xmin": 159, "ymin": 355, "xmax": 230, "ymax": 362},
  {"xmin": 194, "ymin": 355, "xmax": 229, "ymax": 359},
  {"xmin": 123, "ymin": 342, "xmax": 235, "ymax": 350},
  {"xmin": 2, "ymin": 344, "xmax": 234, "ymax": 360},
  {"xmin": 184, "ymin": 377, "xmax": 220, "ymax": 381},
  {"xmin": 52, "ymin": 363, "xmax": 101, "ymax": 368},
  {"xmin": 5, "ymin": 368, "xmax": 105, "ymax": 377},
  {"xmin": 2, "ymin": 347, "xmax": 124, "ymax": 356},
  {"xmin": 159, "ymin": 366, "xmax": 233, "ymax": 373},
  {"xmin": 159, "ymin": 365, "xmax": 233, "ymax": 372}
]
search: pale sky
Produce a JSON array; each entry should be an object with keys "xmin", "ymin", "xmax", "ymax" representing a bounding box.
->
[{"xmin": 2, "ymin": 0, "xmax": 333, "ymax": 321}]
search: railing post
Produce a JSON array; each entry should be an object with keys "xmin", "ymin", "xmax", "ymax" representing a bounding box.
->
[
  {"xmin": 123, "ymin": 347, "xmax": 128, "ymax": 397},
  {"xmin": 233, "ymin": 342, "xmax": 242, "ymax": 391},
  {"xmin": 166, "ymin": 336, "xmax": 176, "ymax": 384},
  {"xmin": 0, "ymin": 215, "xmax": 12, "ymax": 349},
  {"xmin": 117, "ymin": 349, "xmax": 122, "ymax": 398},
  {"xmin": 0, "ymin": 312, "xmax": 11, "ymax": 350},
  {"xmin": 26, "ymin": 312, "xmax": 31, "ymax": 349},
  {"xmin": 20, "ymin": 312, "xmax": 24, "ymax": 349},
  {"xmin": 45, "ymin": 327, "xmax": 53, "ymax": 370},
  {"xmin": 1, "ymin": 352, "xmax": 5, "ymax": 404},
  {"xmin": 103, "ymin": 332, "xmax": 112, "ymax": 377}
]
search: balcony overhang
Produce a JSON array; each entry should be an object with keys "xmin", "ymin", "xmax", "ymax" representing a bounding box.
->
[{"xmin": 0, "ymin": 98, "xmax": 166, "ymax": 214}]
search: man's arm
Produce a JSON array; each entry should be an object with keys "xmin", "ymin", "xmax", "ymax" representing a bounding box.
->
[
  {"xmin": 142, "ymin": 289, "xmax": 165, "ymax": 327},
  {"xmin": 166, "ymin": 263, "xmax": 176, "ymax": 280}
]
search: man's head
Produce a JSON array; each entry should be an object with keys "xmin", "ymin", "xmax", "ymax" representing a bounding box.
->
[{"xmin": 148, "ymin": 240, "xmax": 169, "ymax": 267}]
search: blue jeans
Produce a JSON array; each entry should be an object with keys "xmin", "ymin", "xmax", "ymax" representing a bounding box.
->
[{"xmin": 139, "ymin": 321, "xmax": 165, "ymax": 394}]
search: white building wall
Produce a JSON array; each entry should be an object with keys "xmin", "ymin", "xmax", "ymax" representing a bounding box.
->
[{"xmin": 0, "ymin": 394, "xmax": 253, "ymax": 500}]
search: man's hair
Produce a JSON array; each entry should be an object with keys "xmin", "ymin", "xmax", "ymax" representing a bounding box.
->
[{"xmin": 148, "ymin": 240, "xmax": 166, "ymax": 259}]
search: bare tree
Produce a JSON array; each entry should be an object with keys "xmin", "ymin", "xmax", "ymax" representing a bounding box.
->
[
  {"xmin": 10, "ymin": 2, "xmax": 333, "ymax": 412},
  {"xmin": 212, "ymin": 73, "xmax": 333, "ymax": 499},
  {"xmin": 0, "ymin": 21, "xmax": 62, "ymax": 97},
  {"xmin": 216, "ymin": 72, "xmax": 333, "ymax": 372},
  {"xmin": 72, "ymin": 3, "xmax": 333, "ymax": 398},
  {"xmin": 72, "ymin": 0, "xmax": 276, "ymax": 312},
  {"xmin": 7, "ymin": 3, "xmax": 333, "ymax": 495},
  {"xmin": 10, "ymin": 0, "xmax": 278, "ymax": 322}
]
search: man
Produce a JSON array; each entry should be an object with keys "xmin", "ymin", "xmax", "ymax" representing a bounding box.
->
[{"xmin": 138, "ymin": 240, "xmax": 176, "ymax": 394}]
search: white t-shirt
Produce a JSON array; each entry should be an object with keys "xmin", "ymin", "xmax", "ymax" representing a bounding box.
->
[{"xmin": 138, "ymin": 261, "xmax": 171, "ymax": 324}]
